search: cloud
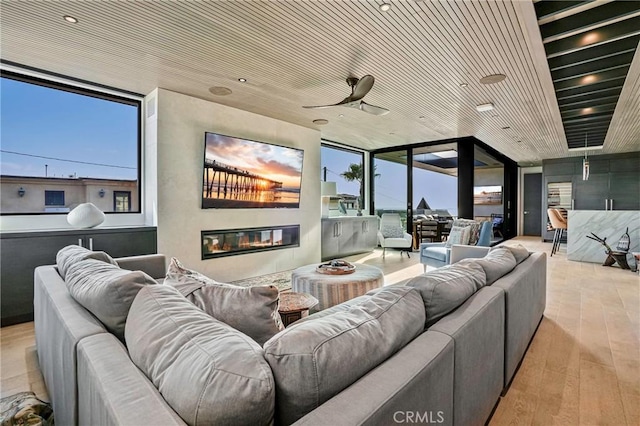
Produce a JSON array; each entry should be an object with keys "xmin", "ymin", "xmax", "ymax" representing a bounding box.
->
[{"xmin": 256, "ymin": 157, "xmax": 301, "ymax": 177}]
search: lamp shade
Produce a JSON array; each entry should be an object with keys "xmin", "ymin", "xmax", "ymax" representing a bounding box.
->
[
  {"xmin": 321, "ymin": 181, "xmax": 337, "ymax": 196},
  {"xmin": 67, "ymin": 202, "xmax": 105, "ymax": 228}
]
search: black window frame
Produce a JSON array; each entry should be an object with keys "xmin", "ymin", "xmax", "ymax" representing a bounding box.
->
[
  {"xmin": 0, "ymin": 67, "xmax": 143, "ymax": 216},
  {"xmin": 44, "ymin": 190, "xmax": 65, "ymax": 206},
  {"xmin": 113, "ymin": 191, "xmax": 132, "ymax": 212}
]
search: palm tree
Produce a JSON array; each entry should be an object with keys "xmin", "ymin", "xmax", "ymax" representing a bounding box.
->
[{"xmin": 340, "ymin": 163, "xmax": 380, "ymax": 211}]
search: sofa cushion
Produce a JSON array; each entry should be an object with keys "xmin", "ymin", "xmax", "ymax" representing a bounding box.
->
[
  {"xmin": 263, "ymin": 287, "xmax": 425, "ymax": 425},
  {"xmin": 164, "ymin": 257, "xmax": 284, "ymax": 346},
  {"xmin": 494, "ymin": 244, "xmax": 531, "ymax": 265},
  {"xmin": 445, "ymin": 225, "xmax": 471, "ymax": 248},
  {"xmin": 406, "ymin": 261, "xmax": 486, "ymax": 328},
  {"xmin": 421, "ymin": 245, "xmax": 449, "ymax": 262},
  {"xmin": 473, "ymin": 247, "xmax": 517, "ymax": 285},
  {"xmin": 56, "ymin": 245, "xmax": 117, "ymax": 280},
  {"xmin": 126, "ymin": 285, "xmax": 275, "ymax": 426},
  {"xmin": 64, "ymin": 258, "xmax": 157, "ymax": 341}
]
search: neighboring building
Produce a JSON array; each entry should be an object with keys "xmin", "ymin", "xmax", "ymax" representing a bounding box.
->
[{"xmin": 0, "ymin": 175, "xmax": 138, "ymax": 214}]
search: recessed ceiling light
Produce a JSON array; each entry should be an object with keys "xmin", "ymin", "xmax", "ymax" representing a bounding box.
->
[
  {"xmin": 476, "ymin": 103, "xmax": 494, "ymax": 112},
  {"xmin": 209, "ymin": 86, "xmax": 232, "ymax": 96},
  {"xmin": 312, "ymin": 119, "xmax": 329, "ymax": 125},
  {"xmin": 582, "ymin": 75, "xmax": 597, "ymax": 84},
  {"xmin": 582, "ymin": 32, "xmax": 600, "ymax": 46},
  {"xmin": 379, "ymin": 3, "xmax": 392, "ymax": 12},
  {"xmin": 480, "ymin": 74, "xmax": 506, "ymax": 85},
  {"xmin": 582, "ymin": 107, "xmax": 594, "ymax": 114},
  {"xmin": 238, "ymin": 78, "xmax": 247, "ymax": 83},
  {"xmin": 459, "ymin": 83, "xmax": 468, "ymax": 88},
  {"xmin": 63, "ymin": 15, "xmax": 78, "ymax": 23}
]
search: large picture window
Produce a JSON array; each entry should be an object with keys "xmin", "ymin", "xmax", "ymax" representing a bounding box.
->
[
  {"xmin": 320, "ymin": 144, "xmax": 365, "ymax": 212},
  {"xmin": 0, "ymin": 70, "xmax": 141, "ymax": 215}
]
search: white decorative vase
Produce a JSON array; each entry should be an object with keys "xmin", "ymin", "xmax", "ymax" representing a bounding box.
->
[{"xmin": 67, "ymin": 203, "xmax": 105, "ymax": 228}]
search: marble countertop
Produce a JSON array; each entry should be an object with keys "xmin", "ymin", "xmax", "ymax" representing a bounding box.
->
[{"xmin": 567, "ymin": 210, "xmax": 640, "ymax": 264}]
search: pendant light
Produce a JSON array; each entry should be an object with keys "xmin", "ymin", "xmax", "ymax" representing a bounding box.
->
[{"xmin": 582, "ymin": 133, "xmax": 590, "ymax": 181}]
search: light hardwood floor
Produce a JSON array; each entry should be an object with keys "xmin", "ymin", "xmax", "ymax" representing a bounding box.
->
[{"xmin": 1, "ymin": 236, "xmax": 638, "ymax": 424}]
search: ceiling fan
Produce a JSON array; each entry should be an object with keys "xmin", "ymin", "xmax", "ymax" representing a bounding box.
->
[{"xmin": 303, "ymin": 75, "xmax": 390, "ymax": 116}]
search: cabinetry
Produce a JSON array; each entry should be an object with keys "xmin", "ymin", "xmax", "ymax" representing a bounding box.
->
[
  {"xmin": 542, "ymin": 153, "xmax": 640, "ymax": 240},
  {"xmin": 0, "ymin": 227, "xmax": 157, "ymax": 326},
  {"xmin": 321, "ymin": 216, "xmax": 378, "ymax": 261}
]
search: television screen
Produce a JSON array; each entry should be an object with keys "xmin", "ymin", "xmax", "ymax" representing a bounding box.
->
[
  {"xmin": 473, "ymin": 185, "xmax": 502, "ymax": 205},
  {"xmin": 202, "ymin": 132, "xmax": 303, "ymax": 208}
]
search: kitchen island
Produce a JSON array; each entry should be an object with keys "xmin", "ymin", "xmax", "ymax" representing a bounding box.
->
[{"xmin": 567, "ymin": 210, "xmax": 639, "ymax": 265}]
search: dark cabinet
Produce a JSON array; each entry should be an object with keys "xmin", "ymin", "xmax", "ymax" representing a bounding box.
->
[
  {"xmin": 609, "ymin": 171, "xmax": 640, "ymax": 210},
  {"xmin": 544, "ymin": 153, "xmax": 639, "ymax": 212},
  {"xmin": 0, "ymin": 227, "xmax": 157, "ymax": 326},
  {"xmin": 573, "ymin": 173, "xmax": 610, "ymax": 210}
]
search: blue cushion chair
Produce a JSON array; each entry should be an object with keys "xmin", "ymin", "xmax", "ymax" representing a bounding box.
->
[{"xmin": 420, "ymin": 220, "xmax": 492, "ymax": 272}]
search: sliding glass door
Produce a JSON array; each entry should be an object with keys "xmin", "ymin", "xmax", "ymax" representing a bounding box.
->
[{"xmin": 373, "ymin": 151, "xmax": 408, "ymax": 228}]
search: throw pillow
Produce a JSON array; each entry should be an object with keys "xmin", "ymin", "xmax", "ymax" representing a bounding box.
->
[
  {"xmin": 164, "ymin": 257, "xmax": 284, "ymax": 345},
  {"xmin": 64, "ymin": 258, "xmax": 157, "ymax": 341},
  {"xmin": 56, "ymin": 245, "xmax": 118, "ymax": 280},
  {"xmin": 452, "ymin": 218, "xmax": 481, "ymax": 245},
  {"xmin": 380, "ymin": 224, "xmax": 405, "ymax": 238},
  {"xmin": 474, "ymin": 247, "xmax": 517, "ymax": 285},
  {"xmin": 263, "ymin": 287, "xmax": 424, "ymax": 425},
  {"xmin": 406, "ymin": 260, "xmax": 486, "ymax": 328},
  {"xmin": 126, "ymin": 285, "xmax": 275, "ymax": 426},
  {"xmin": 445, "ymin": 225, "xmax": 471, "ymax": 248},
  {"xmin": 493, "ymin": 244, "xmax": 530, "ymax": 264}
]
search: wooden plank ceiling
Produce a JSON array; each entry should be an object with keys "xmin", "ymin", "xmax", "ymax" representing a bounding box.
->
[{"xmin": 1, "ymin": 1, "xmax": 638, "ymax": 164}]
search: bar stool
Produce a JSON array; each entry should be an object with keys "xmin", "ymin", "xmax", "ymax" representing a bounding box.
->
[{"xmin": 547, "ymin": 208, "xmax": 567, "ymax": 256}]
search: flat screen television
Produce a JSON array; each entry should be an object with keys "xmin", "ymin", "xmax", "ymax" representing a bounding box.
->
[
  {"xmin": 473, "ymin": 185, "xmax": 502, "ymax": 205},
  {"xmin": 202, "ymin": 132, "xmax": 303, "ymax": 209}
]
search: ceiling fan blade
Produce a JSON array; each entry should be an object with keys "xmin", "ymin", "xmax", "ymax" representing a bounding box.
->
[
  {"xmin": 303, "ymin": 95, "xmax": 359, "ymax": 109},
  {"xmin": 359, "ymin": 101, "xmax": 390, "ymax": 116},
  {"xmin": 302, "ymin": 104, "xmax": 336, "ymax": 109},
  {"xmin": 351, "ymin": 75, "xmax": 375, "ymax": 101}
]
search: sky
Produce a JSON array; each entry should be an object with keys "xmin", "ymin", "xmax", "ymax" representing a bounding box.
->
[
  {"xmin": 0, "ymin": 77, "xmax": 138, "ymax": 180},
  {"xmin": 205, "ymin": 133, "xmax": 304, "ymax": 189}
]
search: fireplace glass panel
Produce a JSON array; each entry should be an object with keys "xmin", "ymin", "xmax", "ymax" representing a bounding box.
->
[{"xmin": 202, "ymin": 225, "xmax": 299, "ymax": 259}]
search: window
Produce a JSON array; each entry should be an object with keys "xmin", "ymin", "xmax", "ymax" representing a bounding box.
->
[
  {"xmin": 44, "ymin": 190, "xmax": 64, "ymax": 206},
  {"xmin": 114, "ymin": 191, "xmax": 131, "ymax": 212},
  {"xmin": 0, "ymin": 69, "xmax": 141, "ymax": 215},
  {"xmin": 320, "ymin": 144, "xmax": 365, "ymax": 211}
]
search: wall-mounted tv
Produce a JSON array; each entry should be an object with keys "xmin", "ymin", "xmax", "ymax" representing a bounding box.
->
[
  {"xmin": 202, "ymin": 132, "xmax": 304, "ymax": 209},
  {"xmin": 473, "ymin": 185, "xmax": 503, "ymax": 205}
]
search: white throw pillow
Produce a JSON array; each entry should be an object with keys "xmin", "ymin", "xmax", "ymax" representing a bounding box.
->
[{"xmin": 445, "ymin": 225, "xmax": 471, "ymax": 247}]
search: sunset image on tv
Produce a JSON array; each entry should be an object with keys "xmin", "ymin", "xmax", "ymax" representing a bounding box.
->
[{"xmin": 202, "ymin": 133, "xmax": 304, "ymax": 208}]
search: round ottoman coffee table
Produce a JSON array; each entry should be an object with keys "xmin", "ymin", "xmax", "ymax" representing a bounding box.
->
[{"xmin": 291, "ymin": 263, "xmax": 384, "ymax": 311}]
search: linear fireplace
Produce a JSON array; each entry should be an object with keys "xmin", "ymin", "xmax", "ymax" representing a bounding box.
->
[{"xmin": 201, "ymin": 225, "xmax": 300, "ymax": 259}]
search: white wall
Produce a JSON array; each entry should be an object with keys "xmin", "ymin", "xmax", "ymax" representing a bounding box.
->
[{"xmin": 152, "ymin": 89, "xmax": 321, "ymax": 281}]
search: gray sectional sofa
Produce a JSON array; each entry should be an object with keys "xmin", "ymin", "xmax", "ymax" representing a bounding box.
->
[{"xmin": 34, "ymin": 244, "xmax": 546, "ymax": 426}]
